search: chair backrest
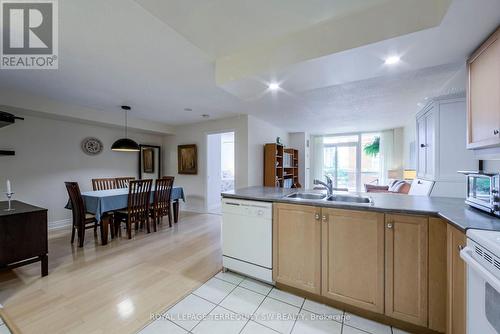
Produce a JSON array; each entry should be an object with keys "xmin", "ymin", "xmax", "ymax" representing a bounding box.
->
[
  {"xmin": 408, "ymin": 178, "xmax": 435, "ymax": 196},
  {"xmin": 65, "ymin": 182, "xmax": 86, "ymax": 228},
  {"xmin": 115, "ymin": 177, "xmax": 135, "ymax": 188},
  {"xmin": 92, "ymin": 178, "xmax": 116, "ymax": 191},
  {"xmin": 153, "ymin": 177, "xmax": 175, "ymax": 214},
  {"xmin": 127, "ymin": 179, "xmax": 153, "ymax": 222}
]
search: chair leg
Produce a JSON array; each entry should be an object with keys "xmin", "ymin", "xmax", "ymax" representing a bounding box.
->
[
  {"xmin": 127, "ymin": 220, "xmax": 132, "ymax": 239},
  {"xmin": 78, "ymin": 225, "xmax": 85, "ymax": 247},
  {"xmin": 168, "ymin": 210, "xmax": 172, "ymax": 227},
  {"xmin": 71, "ymin": 225, "xmax": 76, "ymax": 244},
  {"xmin": 152, "ymin": 214, "xmax": 157, "ymax": 232}
]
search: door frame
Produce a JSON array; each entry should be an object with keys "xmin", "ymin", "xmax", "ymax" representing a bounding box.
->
[{"xmin": 205, "ymin": 129, "xmax": 236, "ymax": 212}]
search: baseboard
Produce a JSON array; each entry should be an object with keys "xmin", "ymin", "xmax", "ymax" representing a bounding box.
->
[{"xmin": 49, "ymin": 218, "xmax": 72, "ymax": 230}]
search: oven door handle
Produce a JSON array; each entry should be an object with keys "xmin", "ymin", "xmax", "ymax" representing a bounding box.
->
[{"xmin": 460, "ymin": 247, "xmax": 500, "ymax": 292}]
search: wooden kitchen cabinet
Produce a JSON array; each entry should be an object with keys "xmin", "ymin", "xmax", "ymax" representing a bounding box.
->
[
  {"xmin": 446, "ymin": 225, "xmax": 466, "ymax": 334},
  {"xmin": 321, "ymin": 208, "xmax": 385, "ymax": 313},
  {"xmin": 273, "ymin": 203, "xmax": 322, "ymax": 294},
  {"xmin": 467, "ymin": 26, "xmax": 500, "ymax": 149},
  {"xmin": 385, "ymin": 214, "xmax": 428, "ymax": 327},
  {"xmin": 428, "ymin": 218, "xmax": 447, "ymax": 333}
]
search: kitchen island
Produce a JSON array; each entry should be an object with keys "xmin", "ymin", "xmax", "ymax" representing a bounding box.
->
[
  {"xmin": 222, "ymin": 186, "xmax": 500, "ymax": 232},
  {"xmin": 221, "ymin": 186, "xmax": 499, "ymax": 334}
]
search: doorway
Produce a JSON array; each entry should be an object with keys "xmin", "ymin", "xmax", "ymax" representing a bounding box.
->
[{"xmin": 206, "ymin": 131, "xmax": 235, "ymax": 214}]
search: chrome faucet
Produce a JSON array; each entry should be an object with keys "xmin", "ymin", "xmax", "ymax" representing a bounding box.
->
[{"xmin": 313, "ymin": 175, "xmax": 334, "ymax": 197}]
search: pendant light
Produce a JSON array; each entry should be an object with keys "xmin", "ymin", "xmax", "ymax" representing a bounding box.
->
[{"xmin": 111, "ymin": 105, "xmax": 140, "ymax": 152}]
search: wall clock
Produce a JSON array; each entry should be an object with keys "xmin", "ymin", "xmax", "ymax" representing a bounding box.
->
[{"xmin": 81, "ymin": 137, "xmax": 103, "ymax": 155}]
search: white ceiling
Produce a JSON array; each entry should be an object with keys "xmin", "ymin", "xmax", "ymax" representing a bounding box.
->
[
  {"xmin": 0, "ymin": 0, "xmax": 499, "ymax": 134},
  {"xmin": 135, "ymin": 0, "xmax": 392, "ymax": 58}
]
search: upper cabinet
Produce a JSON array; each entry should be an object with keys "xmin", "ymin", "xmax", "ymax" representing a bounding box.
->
[
  {"xmin": 416, "ymin": 95, "xmax": 476, "ymax": 197},
  {"xmin": 467, "ymin": 26, "xmax": 500, "ymax": 150}
]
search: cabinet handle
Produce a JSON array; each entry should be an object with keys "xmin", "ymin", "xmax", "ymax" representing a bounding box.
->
[
  {"xmin": 322, "ymin": 215, "xmax": 327, "ymax": 222},
  {"xmin": 387, "ymin": 223, "xmax": 393, "ymax": 229},
  {"xmin": 315, "ymin": 213, "xmax": 320, "ymax": 220},
  {"xmin": 494, "ymin": 129, "xmax": 500, "ymax": 135},
  {"xmin": 420, "ymin": 144, "xmax": 427, "ymax": 148}
]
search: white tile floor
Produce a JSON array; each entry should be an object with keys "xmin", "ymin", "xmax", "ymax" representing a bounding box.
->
[{"xmin": 138, "ymin": 271, "xmax": 414, "ymax": 334}]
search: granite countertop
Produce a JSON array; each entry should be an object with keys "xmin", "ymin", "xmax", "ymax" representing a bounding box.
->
[{"xmin": 221, "ymin": 186, "xmax": 500, "ymax": 232}]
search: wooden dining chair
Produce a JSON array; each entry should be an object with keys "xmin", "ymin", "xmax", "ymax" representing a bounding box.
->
[
  {"xmin": 92, "ymin": 178, "xmax": 116, "ymax": 191},
  {"xmin": 114, "ymin": 179, "xmax": 153, "ymax": 239},
  {"xmin": 151, "ymin": 177, "xmax": 175, "ymax": 230},
  {"xmin": 115, "ymin": 177, "xmax": 135, "ymax": 188},
  {"xmin": 65, "ymin": 182, "xmax": 99, "ymax": 247}
]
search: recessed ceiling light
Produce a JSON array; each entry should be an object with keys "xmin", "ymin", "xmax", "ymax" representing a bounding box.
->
[
  {"xmin": 201, "ymin": 114, "xmax": 210, "ymax": 118},
  {"xmin": 268, "ymin": 82, "xmax": 280, "ymax": 91},
  {"xmin": 184, "ymin": 108, "xmax": 193, "ymax": 112},
  {"xmin": 384, "ymin": 56, "xmax": 400, "ymax": 65}
]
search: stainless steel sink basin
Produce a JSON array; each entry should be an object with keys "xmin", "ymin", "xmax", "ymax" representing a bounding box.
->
[
  {"xmin": 286, "ymin": 192, "xmax": 327, "ymax": 200},
  {"xmin": 326, "ymin": 194, "xmax": 372, "ymax": 204}
]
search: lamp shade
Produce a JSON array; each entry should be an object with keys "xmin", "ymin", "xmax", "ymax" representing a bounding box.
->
[
  {"xmin": 111, "ymin": 138, "xmax": 140, "ymax": 152},
  {"xmin": 404, "ymin": 169, "xmax": 417, "ymax": 180}
]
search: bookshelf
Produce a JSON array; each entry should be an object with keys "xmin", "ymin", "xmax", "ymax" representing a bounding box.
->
[{"xmin": 264, "ymin": 143, "xmax": 301, "ymax": 188}]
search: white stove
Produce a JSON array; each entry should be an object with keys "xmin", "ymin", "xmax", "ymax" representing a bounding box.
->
[{"xmin": 461, "ymin": 229, "xmax": 500, "ymax": 334}]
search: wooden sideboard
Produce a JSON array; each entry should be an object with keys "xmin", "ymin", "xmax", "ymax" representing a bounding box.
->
[{"xmin": 0, "ymin": 201, "xmax": 48, "ymax": 276}]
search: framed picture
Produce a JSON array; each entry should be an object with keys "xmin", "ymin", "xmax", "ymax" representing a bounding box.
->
[
  {"xmin": 143, "ymin": 148, "xmax": 154, "ymax": 173},
  {"xmin": 178, "ymin": 144, "xmax": 197, "ymax": 174},
  {"xmin": 139, "ymin": 145, "xmax": 161, "ymax": 179}
]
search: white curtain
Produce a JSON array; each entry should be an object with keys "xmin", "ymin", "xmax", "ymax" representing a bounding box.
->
[
  {"xmin": 311, "ymin": 136, "xmax": 324, "ymax": 185},
  {"xmin": 379, "ymin": 130, "xmax": 395, "ymax": 185}
]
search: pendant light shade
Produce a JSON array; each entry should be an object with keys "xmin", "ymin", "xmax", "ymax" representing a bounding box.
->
[
  {"xmin": 112, "ymin": 105, "xmax": 140, "ymax": 152},
  {"xmin": 111, "ymin": 138, "xmax": 140, "ymax": 151}
]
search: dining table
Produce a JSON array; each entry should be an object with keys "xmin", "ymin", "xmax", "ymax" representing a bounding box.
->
[{"xmin": 66, "ymin": 186, "xmax": 185, "ymax": 245}]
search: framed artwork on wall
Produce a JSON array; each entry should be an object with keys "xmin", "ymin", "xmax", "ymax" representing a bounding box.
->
[
  {"xmin": 139, "ymin": 145, "xmax": 161, "ymax": 179},
  {"xmin": 178, "ymin": 144, "xmax": 197, "ymax": 174}
]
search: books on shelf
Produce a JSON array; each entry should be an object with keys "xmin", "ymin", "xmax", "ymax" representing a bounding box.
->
[
  {"xmin": 283, "ymin": 152, "xmax": 293, "ymax": 167},
  {"xmin": 283, "ymin": 178, "xmax": 293, "ymax": 188}
]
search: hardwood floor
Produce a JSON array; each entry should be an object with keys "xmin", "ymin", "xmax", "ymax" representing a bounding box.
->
[{"xmin": 0, "ymin": 212, "xmax": 222, "ymax": 334}]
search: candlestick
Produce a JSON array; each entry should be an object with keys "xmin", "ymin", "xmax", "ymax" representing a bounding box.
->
[{"xmin": 4, "ymin": 192, "xmax": 14, "ymax": 211}]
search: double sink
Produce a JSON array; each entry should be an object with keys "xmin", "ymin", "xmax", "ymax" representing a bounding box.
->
[{"xmin": 286, "ymin": 192, "xmax": 373, "ymax": 204}]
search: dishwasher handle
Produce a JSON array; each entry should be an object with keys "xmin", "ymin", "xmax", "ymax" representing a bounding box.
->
[{"xmin": 460, "ymin": 246, "xmax": 500, "ymax": 292}]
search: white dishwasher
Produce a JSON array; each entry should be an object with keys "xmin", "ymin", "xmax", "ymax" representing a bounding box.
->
[{"xmin": 222, "ymin": 198, "xmax": 273, "ymax": 283}]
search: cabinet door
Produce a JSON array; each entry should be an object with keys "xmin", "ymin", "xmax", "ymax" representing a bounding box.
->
[
  {"xmin": 321, "ymin": 209, "xmax": 385, "ymax": 313},
  {"xmin": 467, "ymin": 28, "xmax": 500, "ymax": 149},
  {"xmin": 424, "ymin": 112, "xmax": 435, "ymax": 179},
  {"xmin": 428, "ymin": 218, "xmax": 447, "ymax": 333},
  {"xmin": 417, "ymin": 116, "xmax": 427, "ymax": 178},
  {"xmin": 446, "ymin": 225, "xmax": 466, "ymax": 334},
  {"xmin": 385, "ymin": 214, "xmax": 428, "ymax": 326},
  {"xmin": 273, "ymin": 203, "xmax": 322, "ymax": 294}
]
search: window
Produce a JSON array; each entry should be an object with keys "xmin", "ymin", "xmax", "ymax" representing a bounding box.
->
[
  {"xmin": 361, "ymin": 133, "xmax": 381, "ymax": 186},
  {"xmin": 321, "ymin": 133, "xmax": 381, "ymax": 192}
]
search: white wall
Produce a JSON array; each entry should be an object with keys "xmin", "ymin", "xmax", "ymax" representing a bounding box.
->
[
  {"xmin": 247, "ymin": 115, "xmax": 290, "ymax": 187},
  {"xmin": 0, "ymin": 112, "xmax": 164, "ymax": 226},
  {"xmin": 163, "ymin": 115, "xmax": 290, "ymax": 211},
  {"xmin": 163, "ymin": 115, "xmax": 249, "ymax": 212},
  {"xmin": 393, "ymin": 127, "xmax": 404, "ymax": 171},
  {"xmin": 206, "ymin": 133, "xmax": 222, "ymax": 211},
  {"xmin": 403, "ymin": 118, "xmax": 417, "ymax": 169}
]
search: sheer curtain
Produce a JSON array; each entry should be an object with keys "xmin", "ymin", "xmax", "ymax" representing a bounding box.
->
[
  {"xmin": 378, "ymin": 130, "xmax": 394, "ymax": 185},
  {"xmin": 310, "ymin": 136, "xmax": 324, "ymax": 185}
]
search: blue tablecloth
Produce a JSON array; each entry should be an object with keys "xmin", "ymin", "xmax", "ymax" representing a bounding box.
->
[{"xmin": 66, "ymin": 187, "xmax": 185, "ymax": 221}]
